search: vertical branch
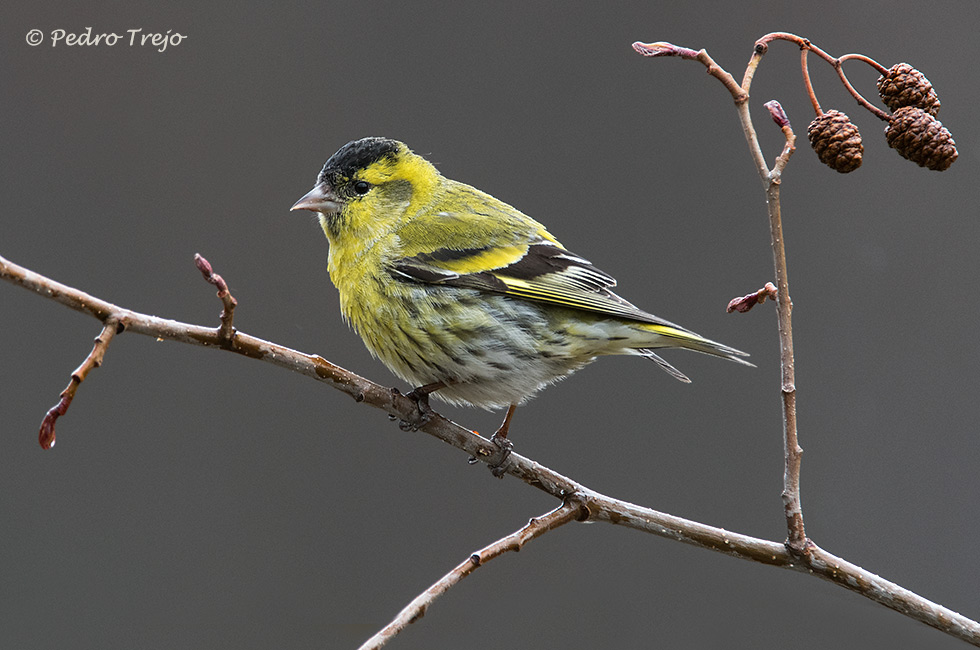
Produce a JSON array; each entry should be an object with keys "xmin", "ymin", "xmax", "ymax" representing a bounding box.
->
[
  {"xmin": 763, "ymin": 100, "xmax": 807, "ymax": 553},
  {"xmin": 739, "ymin": 50, "xmax": 809, "ymax": 554},
  {"xmin": 637, "ymin": 40, "xmax": 811, "ymax": 551},
  {"xmin": 766, "ymin": 176, "xmax": 806, "ymax": 554}
]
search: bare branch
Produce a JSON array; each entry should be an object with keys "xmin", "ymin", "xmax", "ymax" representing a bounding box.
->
[
  {"xmin": 3, "ymin": 250, "xmax": 980, "ymax": 643},
  {"xmin": 632, "ymin": 41, "xmax": 746, "ymax": 101},
  {"xmin": 359, "ymin": 497, "xmax": 586, "ymax": 649}
]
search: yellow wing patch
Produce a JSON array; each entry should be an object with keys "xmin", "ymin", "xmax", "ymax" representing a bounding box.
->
[{"xmin": 433, "ymin": 244, "xmax": 529, "ymax": 275}]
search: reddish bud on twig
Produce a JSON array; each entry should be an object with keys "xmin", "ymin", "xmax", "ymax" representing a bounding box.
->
[
  {"xmin": 39, "ymin": 394, "xmax": 72, "ymax": 449},
  {"xmin": 765, "ymin": 101, "xmax": 791, "ymax": 128},
  {"xmin": 727, "ymin": 282, "xmax": 778, "ymax": 313},
  {"xmin": 194, "ymin": 254, "xmax": 238, "ymax": 342},
  {"xmin": 632, "ymin": 41, "xmax": 700, "ymax": 59},
  {"xmin": 195, "ymin": 253, "xmax": 232, "ymax": 296}
]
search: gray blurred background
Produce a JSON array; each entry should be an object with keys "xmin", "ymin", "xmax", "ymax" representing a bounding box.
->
[{"xmin": 2, "ymin": 2, "xmax": 978, "ymax": 648}]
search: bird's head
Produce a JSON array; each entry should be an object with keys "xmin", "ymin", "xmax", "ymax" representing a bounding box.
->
[{"xmin": 291, "ymin": 137, "xmax": 439, "ymax": 245}]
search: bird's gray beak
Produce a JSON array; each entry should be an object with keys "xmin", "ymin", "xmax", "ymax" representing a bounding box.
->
[{"xmin": 291, "ymin": 182, "xmax": 342, "ymax": 215}]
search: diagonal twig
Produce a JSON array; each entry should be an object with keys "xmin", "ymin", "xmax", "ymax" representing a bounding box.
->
[
  {"xmin": 359, "ymin": 497, "xmax": 587, "ymax": 649},
  {"xmin": 38, "ymin": 318, "xmax": 121, "ymax": 449}
]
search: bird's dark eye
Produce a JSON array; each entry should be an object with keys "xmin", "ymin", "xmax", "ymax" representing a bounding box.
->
[{"xmin": 353, "ymin": 180, "xmax": 371, "ymax": 195}]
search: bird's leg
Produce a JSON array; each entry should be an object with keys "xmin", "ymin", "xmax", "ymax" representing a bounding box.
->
[
  {"xmin": 393, "ymin": 381, "xmax": 446, "ymax": 431},
  {"xmin": 488, "ymin": 403, "xmax": 517, "ymax": 478},
  {"xmin": 467, "ymin": 403, "xmax": 517, "ymax": 475},
  {"xmin": 491, "ymin": 403, "xmax": 518, "ymax": 442}
]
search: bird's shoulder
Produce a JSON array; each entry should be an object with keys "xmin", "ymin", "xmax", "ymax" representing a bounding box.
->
[{"xmin": 395, "ymin": 180, "xmax": 551, "ymax": 252}]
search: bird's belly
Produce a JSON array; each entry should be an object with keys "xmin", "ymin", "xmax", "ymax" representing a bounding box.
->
[{"xmin": 344, "ymin": 285, "xmax": 603, "ymax": 410}]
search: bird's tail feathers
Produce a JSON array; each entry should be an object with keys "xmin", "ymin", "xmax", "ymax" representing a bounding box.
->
[
  {"xmin": 636, "ymin": 324, "xmax": 753, "ymax": 382},
  {"xmin": 636, "ymin": 349, "xmax": 692, "ymax": 383}
]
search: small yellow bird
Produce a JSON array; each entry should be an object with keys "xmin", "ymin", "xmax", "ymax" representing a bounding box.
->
[{"xmin": 292, "ymin": 137, "xmax": 750, "ymax": 444}]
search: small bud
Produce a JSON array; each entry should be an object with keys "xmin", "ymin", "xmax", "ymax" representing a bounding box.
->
[
  {"xmin": 765, "ymin": 100, "xmax": 790, "ymax": 128},
  {"xmin": 632, "ymin": 41, "xmax": 700, "ymax": 59},
  {"xmin": 807, "ymin": 110, "xmax": 863, "ymax": 173},
  {"xmin": 885, "ymin": 106, "xmax": 958, "ymax": 171},
  {"xmin": 877, "ymin": 63, "xmax": 941, "ymax": 116}
]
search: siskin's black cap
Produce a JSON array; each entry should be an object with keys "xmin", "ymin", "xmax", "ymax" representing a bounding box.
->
[{"xmin": 318, "ymin": 137, "xmax": 401, "ymax": 183}]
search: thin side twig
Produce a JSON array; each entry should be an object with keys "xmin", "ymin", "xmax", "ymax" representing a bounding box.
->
[
  {"xmin": 727, "ymin": 282, "xmax": 777, "ymax": 314},
  {"xmin": 359, "ymin": 497, "xmax": 587, "ymax": 649},
  {"xmin": 634, "ymin": 40, "xmax": 773, "ymax": 184},
  {"xmin": 800, "ymin": 47, "xmax": 822, "ymax": 116},
  {"xmin": 38, "ymin": 318, "xmax": 121, "ymax": 449},
  {"xmin": 194, "ymin": 253, "xmax": 238, "ymax": 344},
  {"xmin": 755, "ymin": 32, "xmax": 891, "ymax": 121}
]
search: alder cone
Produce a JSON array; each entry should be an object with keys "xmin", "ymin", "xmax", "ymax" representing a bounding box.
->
[
  {"xmin": 807, "ymin": 110, "xmax": 863, "ymax": 173},
  {"xmin": 885, "ymin": 106, "xmax": 958, "ymax": 171},
  {"xmin": 877, "ymin": 63, "xmax": 941, "ymax": 116}
]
